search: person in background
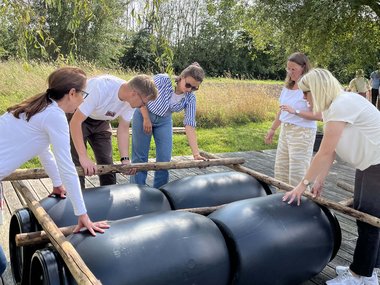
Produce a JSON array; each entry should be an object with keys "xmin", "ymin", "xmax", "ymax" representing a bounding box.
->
[
  {"xmin": 370, "ymin": 62, "xmax": 380, "ymax": 109},
  {"xmin": 69, "ymin": 74, "xmax": 157, "ymax": 188},
  {"xmin": 264, "ymin": 52, "xmax": 322, "ymax": 186},
  {"xmin": 348, "ymin": 69, "xmax": 370, "ymax": 98},
  {"xmin": 283, "ymin": 68, "xmax": 380, "ymax": 285},
  {"xmin": 0, "ymin": 67, "xmax": 110, "ymax": 275},
  {"xmin": 130, "ymin": 62, "xmax": 207, "ymax": 188}
]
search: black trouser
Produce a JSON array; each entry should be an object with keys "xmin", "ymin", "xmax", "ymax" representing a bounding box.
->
[
  {"xmin": 69, "ymin": 116, "xmax": 115, "ymax": 188},
  {"xmin": 371, "ymin": 88, "xmax": 379, "ymax": 109},
  {"xmin": 350, "ymin": 163, "xmax": 380, "ymax": 277}
]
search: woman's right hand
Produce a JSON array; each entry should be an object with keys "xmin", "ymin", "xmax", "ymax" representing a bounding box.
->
[
  {"xmin": 73, "ymin": 214, "xmax": 110, "ymax": 236},
  {"xmin": 143, "ymin": 119, "xmax": 152, "ymax": 134},
  {"xmin": 264, "ymin": 129, "xmax": 275, "ymax": 144},
  {"xmin": 79, "ymin": 156, "xmax": 97, "ymax": 176}
]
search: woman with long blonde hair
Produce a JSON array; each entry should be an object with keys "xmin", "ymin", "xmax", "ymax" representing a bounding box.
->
[{"xmin": 284, "ymin": 68, "xmax": 380, "ymax": 285}]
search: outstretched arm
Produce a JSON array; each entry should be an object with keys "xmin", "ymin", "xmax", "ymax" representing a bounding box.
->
[
  {"xmin": 70, "ymin": 110, "xmax": 96, "ymax": 175},
  {"xmin": 185, "ymin": 125, "xmax": 206, "ymax": 160},
  {"xmin": 282, "ymin": 121, "xmax": 346, "ymax": 205}
]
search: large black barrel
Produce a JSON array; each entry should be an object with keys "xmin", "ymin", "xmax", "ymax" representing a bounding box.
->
[
  {"xmin": 9, "ymin": 183, "xmax": 171, "ymax": 285},
  {"xmin": 208, "ymin": 193, "xmax": 341, "ymax": 285},
  {"xmin": 30, "ymin": 211, "xmax": 231, "ymax": 285},
  {"xmin": 159, "ymin": 171, "xmax": 271, "ymax": 209}
]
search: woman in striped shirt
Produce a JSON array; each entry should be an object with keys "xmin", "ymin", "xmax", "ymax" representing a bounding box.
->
[{"xmin": 131, "ymin": 63, "xmax": 206, "ymax": 188}]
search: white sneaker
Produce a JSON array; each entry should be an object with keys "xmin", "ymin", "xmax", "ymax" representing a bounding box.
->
[
  {"xmin": 335, "ymin": 267, "xmax": 379, "ymax": 285},
  {"xmin": 336, "ymin": 266, "xmax": 350, "ymax": 275},
  {"xmin": 363, "ymin": 270, "xmax": 378, "ymax": 285},
  {"xmin": 326, "ymin": 271, "xmax": 364, "ymax": 285}
]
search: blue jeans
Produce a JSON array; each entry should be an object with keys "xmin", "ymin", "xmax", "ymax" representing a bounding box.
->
[
  {"xmin": 131, "ymin": 108, "xmax": 173, "ymax": 188},
  {"xmin": 0, "ymin": 245, "xmax": 6, "ymax": 276}
]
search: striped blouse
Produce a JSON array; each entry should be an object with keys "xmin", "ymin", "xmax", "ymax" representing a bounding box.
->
[{"xmin": 147, "ymin": 74, "xmax": 197, "ymax": 127}]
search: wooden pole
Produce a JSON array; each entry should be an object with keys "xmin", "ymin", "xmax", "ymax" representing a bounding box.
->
[
  {"xmin": 339, "ymin": 198, "xmax": 354, "ymax": 207},
  {"xmin": 112, "ymin": 127, "xmax": 185, "ymax": 136},
  {"xmin": 200, "ymin": 151, "xmax": 380, "ymax": 229},
  {"xmin": 4, "ymin": 158, "xmax": 245, "ymax": 181},
  {"xmin": 12, "ymin": 181, "xmax": 102, "ymax": 285},
  {"xmin": 16, "ymin": 205, "xmax": 225, "ymax": 247},
  {"xmin": 337, "ymin": 180, "xmax": 354, "ymax": 193}
]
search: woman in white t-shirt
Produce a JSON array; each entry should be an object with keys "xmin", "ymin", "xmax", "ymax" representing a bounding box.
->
[
  {"xmin": 0, "ymin": 67, "xmax": 109, "ymax": 240},
  {"xmin": 283, "ymin": 68, "xmax": 380, "ymax": 285},
  {"xmin": 265, "ymin": 52, "xmax": 322, "ymax": 186}
]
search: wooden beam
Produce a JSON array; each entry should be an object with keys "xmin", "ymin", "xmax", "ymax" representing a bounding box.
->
[
  {"xmin": 4, "ymin": 157, "xmax": 245, "ymax": 181},
  {"xmin": 339, "ymin": 198, "xmax": 354, "ymax": 207},
  {"xmin": 11, "ymin": 181, "xmax": 102, "ymax": 285},
  {"xmin": 337, "ymin": 180, "xmax": 354, "ymax": 193},
  {"xmin": 16, "ymin": 205, "xmax": 225, "ymax": 247},
  {"xmin": 112, "ymin": 127, "xmax": 185, "ymax": 136},
  {"xmin": 200, "ymin": 151, "xmax": 380, "ymax": 229}
]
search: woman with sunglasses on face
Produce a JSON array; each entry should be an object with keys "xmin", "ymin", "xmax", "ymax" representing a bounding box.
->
[
  {"xmin": 131, "ymin": 62, "xmax": 207, "ymax": 188},
  {"xmin": 264, "ymin": 52, "xmax": 322, "ymax": 186},
  {"xmin": 283, "ymin": 68, "xmax": 380, "ymax": 285},
  {"xmin": 0, "ymin": 68, "xmax": 109, "ymax": 245}
]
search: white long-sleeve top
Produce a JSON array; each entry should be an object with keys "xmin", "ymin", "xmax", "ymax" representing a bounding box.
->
[{"xmin": 0, "ymin": 101, "xmax": 86, "ymax": 215}]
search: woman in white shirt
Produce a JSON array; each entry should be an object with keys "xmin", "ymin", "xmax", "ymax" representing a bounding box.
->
[
  {"xmin": 265, "ymin": 52, "xmax": 322, "ymax": 186},
  {"xmin": 283, "ymin": 68, "xmax": 380, "ymax": 285},
  {"xmin": 0, "ymin": 67, "xmax": 109, "ymax": 239}
]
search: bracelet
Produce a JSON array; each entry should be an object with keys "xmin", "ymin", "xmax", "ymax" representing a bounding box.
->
[{"xmin": 120, "ymin": 156, "xmax": 130, "ymax": 162}]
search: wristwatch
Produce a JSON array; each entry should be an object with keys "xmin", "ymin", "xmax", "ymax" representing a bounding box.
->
[
  {"xmin": 295, "ymin": 110, "xmax": 300, "ymax": 115},
  {"xmin": 120, "ymin": 156, "xmax": 130, "ymax": 162},
  {"xmin": 302, "ymin": 179, "xmax": 311, "ymax": 187}
]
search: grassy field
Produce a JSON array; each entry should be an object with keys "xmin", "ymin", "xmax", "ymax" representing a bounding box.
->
[{"xmin": 0, "ymin": 60, "xmax": 282, "ymax": 168}]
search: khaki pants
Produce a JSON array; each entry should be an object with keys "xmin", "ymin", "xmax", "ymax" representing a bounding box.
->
[{"xmin": 274, "ymin": 123, "xmax": 316, "ymax": 186}]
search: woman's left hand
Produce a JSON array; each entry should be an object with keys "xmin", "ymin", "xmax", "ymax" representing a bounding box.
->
[
  {"xmin": 282, "ymin": 184, "xmax": 307, "ymax": 206},
  {"xmin": 49, "ymin": 185, "xmax": 66, "ymax": 199},
  {"xmin": 193, "ymin": 154, "xmax": 207, "ymax": 161}
]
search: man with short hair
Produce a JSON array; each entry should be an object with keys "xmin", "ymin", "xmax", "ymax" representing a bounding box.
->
[{"xmin": 70, "ymin": 74, "xmax": 158, "ymax": 188}]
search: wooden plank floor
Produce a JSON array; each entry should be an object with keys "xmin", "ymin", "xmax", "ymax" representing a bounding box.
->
[{"xmin": 0, "ymin": 150, "xmax": 374, "ymax": 285}]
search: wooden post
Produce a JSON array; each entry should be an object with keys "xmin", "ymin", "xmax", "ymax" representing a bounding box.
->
[
  {"xmin": 200, "ymin": 151, "xmax": 380, "ymax": 229},
  {"xmin": 339, "ymin": 198, "xmax": 354, "ymax": 207},
  {"xmin": 112, "ymin": 127, "xmax": 185, "ymax": 136},
  {"xmin": 337, "ymin": 180, "xmax": 354, "ymax": 193},
  {"xmin": 16, "ymin": 205, "xmax": 225, "ymax": 247},
  {"xmin": 4, "ymin": 158, "xmax": 245, "ymax": 181},
  {"xmin": 12, "ymin": 181, "xmax": 101, "ymax": 285}
]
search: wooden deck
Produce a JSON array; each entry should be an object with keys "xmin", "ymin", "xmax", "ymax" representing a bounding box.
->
[{"xmin": 0, "ymin": 149, "xmax": 366, "ymax": 285}]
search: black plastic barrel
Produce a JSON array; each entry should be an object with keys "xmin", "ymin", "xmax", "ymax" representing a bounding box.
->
[
  {"xmin": 208, "ymin": 193, "xmax": 341, "ymax": 285},
  {"xmin": 8, "ymin": 208, "xmax": 39, "ymax": 285},
  {"xmin": 9, "ymin": 183, "xmax": 172, "ymax": 285},
  {"xmin": 159, "ymin": 171, "xmax": 272, "ymax": 209},
  {"xmin": 30, "ymin": 211, "xmax": 231, "ymax": 285}
]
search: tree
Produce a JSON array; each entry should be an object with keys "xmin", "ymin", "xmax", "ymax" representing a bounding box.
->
[{"xmin": 247, "ymin": 0, "xmax": 380, "ymax": 81}]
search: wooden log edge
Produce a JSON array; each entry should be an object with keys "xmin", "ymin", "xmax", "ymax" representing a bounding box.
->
[
  {"xmin": 4, "ymin": 157, "xmax": 245, "ymax": 181},
  {"xmin": 12, "ymin": 181, "xmax": 102, "ymax": 285},
  {"xmin": 337, "ymin": 180, "xmax": 354, "ymax": 193},
  {"xmin": 16, "ymin": 205, "xmax": 225, "ymax": 247},
  {"xmin": 200, "ymin": 150, "xmax": 380, "ymax": 229}
]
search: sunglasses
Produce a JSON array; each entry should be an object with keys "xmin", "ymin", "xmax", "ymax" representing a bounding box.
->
[{"xmin": 185, "ymin": 82, "xmax": 199, "ymax": 91}]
